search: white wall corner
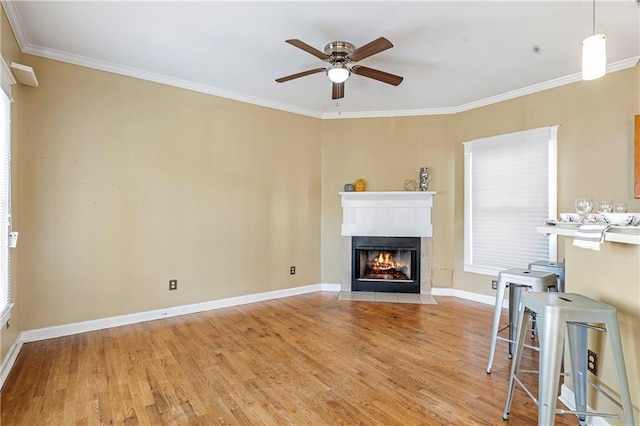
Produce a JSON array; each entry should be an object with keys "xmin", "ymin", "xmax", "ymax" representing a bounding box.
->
[{"xmin": 319, "ymin": 283, "xmax": 341, "ymax": 292}]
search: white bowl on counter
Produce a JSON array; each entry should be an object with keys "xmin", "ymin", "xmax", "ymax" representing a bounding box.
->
[
  {"xmin": 559, "ymin": 213, "xmax": 581, "ymax": 223},
  {"xmin": 602, "ymin": 213, "xmax": 640, "ymax": 226}
]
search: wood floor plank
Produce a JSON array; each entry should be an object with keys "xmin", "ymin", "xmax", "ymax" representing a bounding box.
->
[{"xmin": 1, "ymin": 293, "xmax": 578, "ymax": 425}]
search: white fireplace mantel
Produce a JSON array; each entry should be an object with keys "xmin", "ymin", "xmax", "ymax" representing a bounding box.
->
[{"xmin": 339, "ymin": 191, "xmax": 436, "ymax": 237}]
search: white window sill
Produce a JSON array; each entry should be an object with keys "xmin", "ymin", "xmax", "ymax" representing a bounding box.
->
[{"xmin": 463, "ymin": 264, "xmax": 503, "ymax": 277}]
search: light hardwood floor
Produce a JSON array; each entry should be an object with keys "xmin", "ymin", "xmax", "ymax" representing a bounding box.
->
[{"xmin": 1, "ymin": 293, "xmax": 577, "ymax": 425}]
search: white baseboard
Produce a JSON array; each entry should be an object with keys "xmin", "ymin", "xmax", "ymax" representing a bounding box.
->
[
  {"xmin": 0, "ymin": 337, "xmax": 23, "ymax": 389},
  {"xmin": 559, "ymin": 384, "xmax": 611, "ymax": 426},
  {"xmin": 431, "ymin": 286, "xmax": 509, "ymax": 308},
  {"xmin": 319, "ymin": 283, "xmax": 341, "ymax": 292},
  {"xmin": 21, "ymin": 283, "xmax": 340, "ymax": 343}
]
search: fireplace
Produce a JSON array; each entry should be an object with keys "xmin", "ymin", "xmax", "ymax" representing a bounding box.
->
[
  {"xmin": 352, "ymin": 236, "xmax": 420, "ymax": 293},
  {"xmin": 340, "ymin": 191, "xmax": 436, "ymax": 295}
]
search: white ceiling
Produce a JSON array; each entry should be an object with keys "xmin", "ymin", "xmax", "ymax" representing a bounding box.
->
[{"xmin": 3, "ymin": 1, "xmax": 640, "ymax": 119}]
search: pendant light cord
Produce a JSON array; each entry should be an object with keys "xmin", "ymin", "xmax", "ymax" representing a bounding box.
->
[{"xmin": 592, "ymin": 0, "xmax": 596, "ymax": 35}]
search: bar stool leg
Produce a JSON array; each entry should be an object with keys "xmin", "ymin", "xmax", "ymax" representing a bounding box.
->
[
  {"xmin": 537, "ymin": 311, "xmax": 566, "ymax": 426},
  {"xmin": 567, "ymin": 322, "xmax": 588, "ymax": 424},
  {"xmin": 604, "ymin": 318, "xmax": 635, "ymax": 426},
  {"xmin": 487, "ymin": 274, "xmax": 508, "ymax": 373},
  {"xmin": 508, "ymin": 285, "xmax": 524, "ymax": 358},
  {"xmin": 502, "ymin": 302, "xmax": 529, "ymax": 420}
]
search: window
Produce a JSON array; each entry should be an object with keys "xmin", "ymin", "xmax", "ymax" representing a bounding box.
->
[
  {"xmin": 0, "ymin": 58, "xmax": 14, "ymax": 325},
  {"xmin": 464, "ymin": 126, "xmax": 558, "ymax": 276}
]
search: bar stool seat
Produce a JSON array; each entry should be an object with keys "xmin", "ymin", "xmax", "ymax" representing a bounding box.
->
[
  {"xmin": 486, "ymin": 268, "xmax": 558, "ymax": 374},
  {"xmin": 528, "ymin": 260, "xmax": 565, "ymax": 292},
  {"xmin": 503, "ymin": 292, "xmax": 634, "ymax": 426}
]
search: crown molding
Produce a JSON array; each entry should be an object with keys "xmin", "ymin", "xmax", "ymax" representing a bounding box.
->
[
  {"xmin": 25, "ymin": 42, "xmax": 636, "ymax": 121},
  {"xmin": 322, "ymin": 56, "xmax": 638, "ymax": 119},
  {"xmin": 449, "ymin": 56, "xmax": 640, "ymax": 114},
  {"xmin": 20, "ymin": 42, "xmax": 324, "ymax": 119},
  {"xmin": 321, "ymin": 106, "xmax": 457, "ymax": 120}
]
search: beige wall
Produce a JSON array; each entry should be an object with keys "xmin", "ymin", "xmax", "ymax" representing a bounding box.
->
[{"xmin": 14, "ymin": 55, "xmax": 322, "ymax": 331}]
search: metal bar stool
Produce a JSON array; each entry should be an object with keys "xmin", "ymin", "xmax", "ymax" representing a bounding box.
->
[
  {"xmin": 486, "ymin": 268, "xmax": 558, "ymax": 374},
  {"xmin": 503, "ymin": 292, "xmax": 635, "ymax": 426}
]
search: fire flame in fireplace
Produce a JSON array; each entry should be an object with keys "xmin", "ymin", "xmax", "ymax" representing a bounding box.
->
[
  {"xmin": 368, "ymin": 251, "xmax": 408, "ymax": 272},
  {"xmin": 371, "ymin": 251, "xmax": 399, "ymax": 271},
  {"xmin": 362, "ymin": 250, "xmax": 410, "ymax": 281}
]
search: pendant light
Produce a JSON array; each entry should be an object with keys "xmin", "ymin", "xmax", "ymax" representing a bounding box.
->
[{"xmin": 582, "ymin": 0, "xmax": 606, "ymax": 80}]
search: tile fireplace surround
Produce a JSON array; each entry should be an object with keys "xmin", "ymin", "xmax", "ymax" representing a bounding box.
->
[{"xmin": 340, "ymin": 191, "xmax": 436, "ymax": 294}]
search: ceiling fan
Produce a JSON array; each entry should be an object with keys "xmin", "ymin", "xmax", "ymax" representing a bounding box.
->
[{"xmin": 275, "ymin": 37, "xmax": 403, "ymax": 100}]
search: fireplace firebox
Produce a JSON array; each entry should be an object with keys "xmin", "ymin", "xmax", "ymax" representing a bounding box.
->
[{"xmin": 351, "ymin": 236, "xmax": 421, "ymax": 293}]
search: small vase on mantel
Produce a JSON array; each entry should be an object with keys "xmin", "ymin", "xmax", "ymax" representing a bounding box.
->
[{"xmin": 419, "ymin": 167, "xmax": 429, "ymax": 191}]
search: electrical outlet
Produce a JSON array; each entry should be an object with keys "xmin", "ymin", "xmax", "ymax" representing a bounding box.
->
[
  {"xmin": 587, "ymin": 349, "xmax": 598, "ymax": 375},
  {"xmin": 491, "ymin": 280, "xmax": 498, "ymax": 290},
  {"xmin": 169, "ymin": 279, "xmax": 178, "ymax": 291},
  {"xmin": 290, "ymin": 266, "xmax": 296, "ymax": 275}
]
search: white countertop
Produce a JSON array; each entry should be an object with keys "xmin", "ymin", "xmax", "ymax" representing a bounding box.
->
[{"xmin": 537, "ymin": 224, "xmax": 640, "ymax": 245}]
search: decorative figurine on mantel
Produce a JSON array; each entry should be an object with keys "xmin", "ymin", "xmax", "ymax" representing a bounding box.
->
[
  {"xmin": 404, "ymin": 179, "xmax": 418, "ymax": 191},
  {"xmin": 354, "ymin": 179, "xmax": 366, "ymax": 192},
  {"xmin": 419, "ymin": 167, "xmax": 429, "ymax": 191}
]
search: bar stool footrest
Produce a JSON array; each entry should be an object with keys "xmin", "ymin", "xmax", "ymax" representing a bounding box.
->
[
  {"xmin": 495, "ymin": 335, "xmax": 539, "ymax": 352},
  {"xmin": 509, "ymin": 374, "xmax": 623, "ymax": 421}
]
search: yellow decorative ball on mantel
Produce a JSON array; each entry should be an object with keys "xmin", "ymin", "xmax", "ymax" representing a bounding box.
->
[{"xmin": 354, "ymin": 179, "xmax": 366, "ymax": 192}]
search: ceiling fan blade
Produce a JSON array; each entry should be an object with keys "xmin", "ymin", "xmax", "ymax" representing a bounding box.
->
[
  {"xmin": 276, "ymin": 68, "xmax": 326, "ymax": 83},
  {"xmin": 332, "ymin": 82, "xmax": 344, "ymax": 100},
  {"xmin": 351, "ymin": 66, "xmax": 403, "ymax": 86},
  {"xmin": 347, "ymin": 37, "xmax": 393, "ymax": 62},
  {"xmin": 285, "ymin": 39, "xmax": 330, "ymax": 61}
]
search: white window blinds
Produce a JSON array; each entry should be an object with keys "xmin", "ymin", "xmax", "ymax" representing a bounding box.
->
[{"xmin": 463, "ymin": 126, "xmax": 558, "ymax": 276}]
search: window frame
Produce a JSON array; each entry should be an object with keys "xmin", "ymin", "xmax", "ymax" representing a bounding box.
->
[
  {"xmin": 0, "ymin": 57, "xmax": 15, "ymax": 326},
  {"xmin": 463, "ymin": 126, "xmax": 558, "ymax": 277}
]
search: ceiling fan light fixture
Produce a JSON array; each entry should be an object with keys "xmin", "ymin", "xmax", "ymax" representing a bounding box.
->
[
  {"xmin": 276, "ymin": 37, "xmax": 402, "ymax": 99},
  {"xmin": 582, "ymin": 34, "xmax": 606, "ymax": 80},
  {"xmin": 327, "ymin": 65, "xmax": 350, "ymax": 83}
]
